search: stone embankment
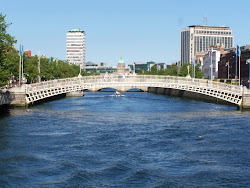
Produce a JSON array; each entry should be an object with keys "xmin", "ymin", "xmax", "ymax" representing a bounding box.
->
[
  {"xmin": 148, "ymin": 87, "xmax": 232, "ymax": 105},
  {"xmin": 148, "ymin": 86, "xmax": 250, "ymax": 109},
  {"xmin": 0, "ymin": 86, "xmax": 27, "ymax": 113}
]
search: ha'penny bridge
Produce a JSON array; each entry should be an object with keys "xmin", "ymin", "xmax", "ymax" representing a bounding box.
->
[{"xmin": 2, "ymin": 75, "xmax": 250, "ymax": 109}]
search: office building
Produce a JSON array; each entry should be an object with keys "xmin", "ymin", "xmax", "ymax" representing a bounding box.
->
[
  {"xmin": 84, "ymin": 61, "xmax": 131, "ymax": 74},
  {"xmin": 203, "ymin": 48, "xmax": 222, "ymax": 79},
  {"xmin": 84, "ymin": 62, "xmax": 117, "ymax": 74},
  {"xmin": 181, "ymin": 25, "xmax": 233, "ymax": 65},
  {"xmin": 218, "ymin": 46, "xmax": 250, "ymax": 87},
  {"xmin": 130, "ymin": 62, "xmax": 155, "ymax": 73},
  {"xmin": 66, "ymin": 28, "xmax": 86, "ymax": 66}
]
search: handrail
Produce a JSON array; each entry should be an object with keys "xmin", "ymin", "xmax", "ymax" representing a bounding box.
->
[{"xmin": 25, "ymin": 75, "xmax": 244, "ymax": 95}]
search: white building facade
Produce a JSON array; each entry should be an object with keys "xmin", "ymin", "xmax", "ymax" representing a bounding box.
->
[
  {"xmin": 203, "ymin": 49, "xmax": 221, "ymax": 80},
  {"xmin": 181, "ymin": 25, "xmax": 233, "ymax": 65},
  {"xmin": 66, "ymin": 29, "xmax": 86, "ymax": 66}
]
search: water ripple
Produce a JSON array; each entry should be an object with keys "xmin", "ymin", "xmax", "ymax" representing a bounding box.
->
[{"xmin": 0, "ymin": 92, "xmax": 249, "ymax": 187}]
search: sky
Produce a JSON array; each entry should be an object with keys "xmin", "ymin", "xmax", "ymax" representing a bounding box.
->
[{"xmin": 1, "ymin": 0, "xmax": 250, "ymax": 66}]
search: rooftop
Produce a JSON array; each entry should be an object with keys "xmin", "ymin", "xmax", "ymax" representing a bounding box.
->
[
  {"xmin": 68, "ymin": 28, "xmax": 85, "ymax": 33},
  {"xmin": 188, "ymin": 25, "xmax": 230, "ymax": 29},
  {"xmin": 119, "ymin": 57, "xmax": 124, "ymax": 64}
]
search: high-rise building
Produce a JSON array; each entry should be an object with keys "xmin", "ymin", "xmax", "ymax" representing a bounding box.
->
[
  {"xmin": 180, "ymin": 25, "xmax": 233, "ymax": 65},
  {"xmin": 66, "ymin": 28, "xmax": 86, "ymax": 66}
]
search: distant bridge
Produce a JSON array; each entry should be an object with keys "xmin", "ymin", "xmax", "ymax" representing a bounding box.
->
[{"xmin": 16, "ymin": 75, "xmax": 250, "ymax": 108}]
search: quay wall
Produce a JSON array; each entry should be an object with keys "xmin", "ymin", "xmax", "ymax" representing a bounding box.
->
[{"xmin": 148, "ymin": 87, "xmax": 233, "ymax": 106}]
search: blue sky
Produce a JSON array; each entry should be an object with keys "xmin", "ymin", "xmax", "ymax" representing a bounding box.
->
[{"xmin": 1, "ymin": 0, "xmax": 250, "ymax": 66}]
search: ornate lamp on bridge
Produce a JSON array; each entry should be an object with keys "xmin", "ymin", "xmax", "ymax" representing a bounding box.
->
[
  {"xmin": 186, "ymin": 65, "xmax": 191, "ymax": 78},
  {"xmin": 246, "ymin": 59, "xmax": 250, "ymax": 88},
  {"xmin": 226, "ymin": 62, "xmax": 230, "ymax": 79},
  {"xmin": 192, "ymin": 57, "xmax": 196, "ymax": 80}
]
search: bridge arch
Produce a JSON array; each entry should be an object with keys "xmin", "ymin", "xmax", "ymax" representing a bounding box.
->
[
  {"xmin": 97, "ymin": 88, "xmax": 117, "ymax": 92},
  {"xmin": 127, "ymin": 88, "xmax": 144, "ymax": 92},
  {"xmin": 89, "ymin": 85, "xmax": 148, "ymax": 92},
  {"xmin": 22, "ymin": 75, "xmax": 247, "ymax": 107}
]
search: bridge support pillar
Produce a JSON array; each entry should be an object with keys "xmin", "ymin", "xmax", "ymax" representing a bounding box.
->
[
  {"xmin": 89, "ymin": 88, "xmax": 98, "ymax": 92},
  {"xmin": 118, "ymin": 87, "xmax": 127, "ymax": 92},
  {"xmin": 241, "ymin": 94, "xmax": 250, "ymax": 109},
  {"xmin": 9, "ymin": 87, "xmax": 27, "ymax": 107},
  {"xmin": 66, "ymin": 91, "xmax": 84, "ymax": 97}
]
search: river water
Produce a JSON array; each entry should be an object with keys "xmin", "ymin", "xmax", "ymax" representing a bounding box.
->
[{"xmin": 0, "ymin": 92, "xmax": 249, "ymax": 187}]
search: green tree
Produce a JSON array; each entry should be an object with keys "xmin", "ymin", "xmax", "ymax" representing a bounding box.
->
[
  {"xmin": 3, "ymin": 50, "xmax": 19, "ymax": 85},
  {"xmin": 149, "ymin": 66, "xmax": 157, "ymax": 75},
  {"xmin": 178, "ymin": 63, "xmax": 203, "ymax": 78},
  {"xmin": 178, "ymin": 63, "xmax": 190, "ymax": 77},
  {"xmin": 24, "ymin": 55, "xmax": 39, "ymax": 83},
  {"xmin": 0, "ymin": 13, "xmax": 17, "ymax": 86},
  {"xmin": 167, "ymin": 65, "xmax": 177, "ymax": 76},
  {"xmin": 194, "ymin": 64, "xmax": 203, "ymax": 78}
]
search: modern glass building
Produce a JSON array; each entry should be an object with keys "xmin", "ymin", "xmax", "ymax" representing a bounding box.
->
[
  {"xmin": 131, "ymin": 62, "xmax": 155, "ymax": 73},
  {"xmin": 180, "ymin": 25, "xmax": 233, "ymax": 65},
  {"xmin": 66, "ymin": 28, "xmax": 86, "ymax": 66}
]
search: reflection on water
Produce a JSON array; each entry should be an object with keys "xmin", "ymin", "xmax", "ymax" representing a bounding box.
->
[{"xmin": 0, "ymin": 92, "xmax": 249, "ymax": 187}]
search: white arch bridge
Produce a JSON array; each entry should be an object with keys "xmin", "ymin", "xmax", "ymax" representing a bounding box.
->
[{"xmin": 21, "ymin": 75, "xmax": 250, "ymax": 108}]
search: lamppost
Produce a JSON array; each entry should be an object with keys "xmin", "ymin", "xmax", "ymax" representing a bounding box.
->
[
  {"xmin": 192, "ymin": 57, "xmax": 196, "ymax": 80},
  {"xmin": 186, "ymin": 65, "xmax": 191, "ymax": 78},
  {"xmin": 226, "ymin": 62, "xmax": 230, "ymax": 79},
  {"xmin": 210, "ymin": 48, "xmax": 213, "ymax": 80},
  {"xmin": 38, "ymin": 51, "xmax": 41, "ymax": 83},
  {"xmin": 246, "ymin": 59, "xmax": 250, "ymax": 88}
]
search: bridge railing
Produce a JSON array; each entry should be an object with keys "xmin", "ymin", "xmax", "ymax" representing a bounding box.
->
[{"xmin": 25, "ymin": 75, "xmax": 244, "ymax": 95}]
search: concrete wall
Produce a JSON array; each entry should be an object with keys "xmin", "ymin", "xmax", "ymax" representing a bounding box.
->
[{"xmin": 148, "ymin": 87, "xmax": 233, "ymax": 106}]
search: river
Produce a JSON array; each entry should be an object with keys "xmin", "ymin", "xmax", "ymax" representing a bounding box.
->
[{"xmin": 0, "ymin": 91, "xmax": 249, "ymax": 187}]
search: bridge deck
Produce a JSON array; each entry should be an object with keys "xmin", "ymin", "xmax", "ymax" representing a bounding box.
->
[{"xmin": 22, "ymin": 75, "xmax": 246, "ymax": 106}]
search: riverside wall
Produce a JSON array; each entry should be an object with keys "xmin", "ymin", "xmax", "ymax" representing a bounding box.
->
[{"xmin": 148, "ymin": 87, "xmax": 233, "ymax": 106}]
